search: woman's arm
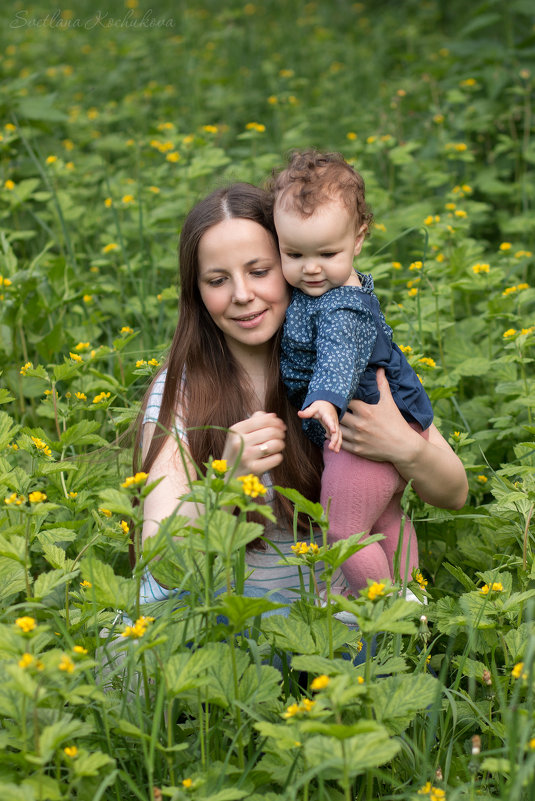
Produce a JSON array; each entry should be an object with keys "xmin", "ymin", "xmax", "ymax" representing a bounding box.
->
[
  {"xmin": 340, "ymin": 368, "xmax": 468, "ymax": 510},
  {"xmin": 141, "ymin": 411, "xmax": 287, "ymax": 543}
]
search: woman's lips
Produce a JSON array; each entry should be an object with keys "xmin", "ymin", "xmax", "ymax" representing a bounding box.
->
[{"xmin": 233, "ymin": 309, "xmax": 267, "ymax": 328}]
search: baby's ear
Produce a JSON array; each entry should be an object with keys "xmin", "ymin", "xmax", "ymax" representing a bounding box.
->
[{"xmin": 353, "ymin": 224, "xmax": 367, "ymax": 257}]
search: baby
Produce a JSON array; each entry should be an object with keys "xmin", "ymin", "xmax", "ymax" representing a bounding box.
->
[{"xmin": 269, "ymin": 149, "xmax": 434, "ymax": 594}]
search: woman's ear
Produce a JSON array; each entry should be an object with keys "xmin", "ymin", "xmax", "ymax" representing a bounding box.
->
[{"xmin": 353, "ymin": 224, "xmax": 368, "ymax": 257}]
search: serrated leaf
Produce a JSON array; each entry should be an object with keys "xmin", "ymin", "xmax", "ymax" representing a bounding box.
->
[
  {"xmin": 215, "ymin": 594, "xmax": 287, "ymax": 630},
  {"xmin": 38, "ymin": 717, "xmax": 92, "ymax": 764},
  {"xmin": 73, "ymin": 750, "xmax": 115, "ymax": 777},
  {"xmin": 304, "ymin": 730, "xmax": 400, "ymax": 779},
  {"xmin": 80, "ymin": 557, "xmax": 136, "ymax": 610},
  {"xmin": 98, "ymin": 488, "xmax": 134, "ymax": 517},
  {"xmin": 261, "ymin": 615, "xmax": 317, "ymax": 654},
  {"xmin": 33, "ymin": 569, "xmax": 79, "ymax": 601},
  {"xmin": 59, "ymin": 420, "xmax": 104, "ymax": 448},
  {"xmin": 371, "ymin": 674, "xmax": 440, "ymax": 734},
  {"xmin": 0, "ymin": 412, "xmax": 20, "ymax": 450}
]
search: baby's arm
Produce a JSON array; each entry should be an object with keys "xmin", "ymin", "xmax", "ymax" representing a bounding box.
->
[{"xmin": 298, "ymin": 400, "xmax": 342, "ymax": 452}]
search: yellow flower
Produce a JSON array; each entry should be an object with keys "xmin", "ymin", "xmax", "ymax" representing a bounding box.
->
[
  {"xmin": 409, "ymin": 261, "xmax": 423, "ymax": 271},
  {"xmin": 282, "ymin": 702, "xmax": 301, "ymax": 719},
  {"xmin": 454, "ymin": 209, "xmax": 467, "ymax": 218},
  {"xmin": 99, "ymin": 508, "xmax": 112, "ymax": 518},
  {"xmin": 31, "ymin": 436, "xmax": 52, "ymax": 457},
  {"xmin": 237, "ymin": 474, "xmax": 267, "ymax": 498},
  {"xmin": 499, "ymin": 242, "xmax": 512, "ymax": 251},
  {"xmin": 148, "ymin": 185, "xmax": 160, "ymax": 193},
  {"xmin": 121, "ymin": 472, "xmax": 149, "ymax": 489},
  {"xmin": 18, "ymin": 653, "xmax": 34, "ymax": 668},
  {"xmin": 68, "ymin": 491, "xmax": 78, "ymax": 498},
  {"xmin": 45, "ymin": 155, "xmax": 57, "ymax": 165},
  {"xmin": 59, "ymin": 654, "xmax": 75, "ymax": 673},
  {"xmin": 245, "ymin": 122, "xmax": 266, "ymax": 132},
  {"xmin": 64, "ymin": 746, "xmax": 78, "ymax": 758},
  {"xmin": 479, "ymin": 581, "xmax": 503, "ymax": 595},
  {"xmin": 503, "ymin": 329, "xmax": 517, "ymax": 338},
  {"xmin": 477, "ymin": 475, "xmax": 488, "ymax": 484},
  {"xmin": 310, "ymin": 674, "xmax": 330, "ymax": 690},
  {"xmin": 136, "ymin": 360, "xmax": 147, "ymax": 368},
  {"xmin": 74, "ymin": 341, "xmax": 90, "ymax": 351},
  {"xmin": 375, "ymin": 222, "xmax": 386, "ymax": 232},
  {"xmin": 515, "ymin": 250, "xmax": 532, "ymax": 258},
  {"xmin": 104, "ymin": 197, "xmax": 113, "ymax": 207},
  {"xmin": 408, "ymin": 288, "xmax": 419, "ymax": 297},
  {"xmin": 92, "ymin": 391, "xmax": 111, "ymax": 404},
  {"xmin": 120, "ymin": 326, "xmax": 134, "ymax": 334},
  {"xmin": 74, "ymin": 392, "xmax": 87, "ymax": 401},
  {"xmin": 391, "ymin": 261, "xmax": 402, "ymax": 270},
  {"xmin": 4, "ymin": 179, "xmax": 15, "ymax": 190},
  {"xmin": 20, "ymin": 362, "xmax": 32, "ymax": 376},
  {"xmin": 460, "ymin": 78, "xmax": 477, "ymax": 87},
  {"xmin": 80, "ymin": 580, "xmax": 92, "ymax": 588},
  {"xmin": 147, "ymin": 358, "xmax": 160, "ymax": 367},
  {"xmin": 419, "ymin": 357, "xmax": 436, "ymax": 368},
  {"xmin": 29, "ymin": 491, "xmax": 47, "ymax": 504},
  {"xmin": 418, "ymin": 783, "xmax": 445, "ymax": 800},
  {"xmin": 122, "ymin": 615, "xmax": 155, "ymax": 639},
  {"xmin": 279, "ymin": 68, "xmax": 294, "ymax": 77},
  {"xmin": 357, "ymin": 675, "xmax": 365, "ymax": 684},
  {"xmin": 73, "ymin": 645, "xmax": 88, "ymax": 655},
  {"xmin": 119, "ymin": 520, "xmax": 130, "ymax": 535},
  {"xmin": 83, "ymin": 294, "xmax": 92, "ymax": 303},
  {"xmin": 102, "ymin": 243, "xmax": 119, "ymax": 254},
  {"xmin": 433, "ymin": 114, "xmax": 444, "ymax": 124},
  {"xmin": 212, "ymin": 459, "xmax": 228, "ymax": 474},
  {"xmin": 367, "ymin": 581, "xmax": 386, "ymax": 601},
  {"xmin": 5, "ymin": 123, "xmax": 16, "ymax": 132},
  {"xmin": 4, "ymin": 492, "xmax": 25, "ymax": 506},
  {"xmin": 472, "ymin": 263, "xmax": 490, "ymax": 274},
  {"xmin": 0, "ymin": 275, "xmax": 12, "ymax": 287},
  {"xmin": 122, "ymin": 194, "xmax": 135, "ymax": 205},
  {"xmin": 166, "ymin": 152, "xmax": 180, "ymax": 162},
  {"xmin": 346, "ymin": 131, "xmax": 357, "ymax": 140},
  {"xmin": 182, "ymin": 778, "xmax": 193, "ymax": 789},
  {"xmin": 291, "ymin": 541, "xmax": 318, "ymax": 555},
  {"xmin": 529, "ymin": 738, "xmax": 535, "ymax": 750},
  {"xmin": 517, "ymin": 283, "xmax": 529, "ymax": 291},
  {"xmin": 69, "ymin": 352, "xmax": 83, "ymax": 363},
  {"xmin": 16, "ymin": 617, "xmax": 37, "ymax": 633},
  {"xmin": 512, "ymin": 662, "xmax": 527, "ymax": 680},
  {"xmin": 399, "ymin": 344, "xmax": 412, "ymax": 354},
  {"xmin": 414, "ymin": 570, "xmax": 428, "ymax": 589}
]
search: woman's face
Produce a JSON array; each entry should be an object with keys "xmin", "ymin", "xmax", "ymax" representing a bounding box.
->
[{"xmin": 197, "ymin": 218, "xmax": 290, "ymax": 357}]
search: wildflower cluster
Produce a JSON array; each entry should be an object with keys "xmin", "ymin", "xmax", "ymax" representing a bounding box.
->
[
  {"xmin": 92, "ymin": 391, "xmax": 111, "ymax": 404},
  {"xmin": 28, "ymin": 491, "xmax": 47, "ymax": 503},
  {"xmin": 512, "ymin": 662, "xmax": 528, "ymax": 680},
  {"xmin": 366, "ymin": 581, "xmax": 386, "ymax": 601},
  {"xmin": 413, "ymin": 570, "xmax": 428, "ymax": 590},
  {"xmin": 291, "ymin": 541, "xmax": 319, "ymax": 556},
  {"xmin": 121, "ymin": 472, "xmax": 148, "ymax": 489},
  {"xmin": 237, "ymin": 474, "xmax": 266, "ymax": 498},
  {"xmin": 31, "ymin": 436, "xmax": 52, "ymax": 457},
  {"xmin": 472, "ymin": 263, "xmax": 490, "ymax": 274},
  {"xmin": 245, "ymin": 122, "xmax": 266, "ymax": 132},
  {"xmin": 479, "ymin": 582, "xmax": 503, "ymax": 595},
  {"xmin": 310, "ymin": 674, "xmax": 330, "ymax": 691},
  {"xmin": 282, "ymin": 698, "xmax": 316, "ymax": 718},
  {"xmin": 502, "ymin": 283, "xmax": 529, "ymax": 296},
  {"xmin": 418, "ymin": 781, "xmax": 445, "ymax": 800},
  {"xmin": 4, "ymin": 493, "xmax": 25, "ymax": 506},
  {"xmin": 211, "ymin": 459, "xmax": 227, "ymax": 475},
  {"xmin": 122, "ymin": 615, "xmax": 155, "ymax": 639},
  {"xmin": 15, "ymin": 617, "xmax": 36, "ymax": 633}
]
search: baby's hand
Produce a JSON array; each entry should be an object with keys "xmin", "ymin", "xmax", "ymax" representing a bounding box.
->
[{"xmin": 298, "ymin": 400, "xmax": 342, "ymax": 452}]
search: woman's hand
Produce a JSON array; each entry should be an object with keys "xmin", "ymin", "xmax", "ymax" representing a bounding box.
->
[
  {"xmin": 221, "ymin": 411, "xmax": 287, "ymax": 477},
  {"xmin": 340, "ymin": 368, "xmax": 468, "ymax": 509}
]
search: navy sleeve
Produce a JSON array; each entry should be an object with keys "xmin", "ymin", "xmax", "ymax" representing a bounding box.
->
[{"xmin": 303, "ymin": 299, "xmax": 377, "ymax": 418}]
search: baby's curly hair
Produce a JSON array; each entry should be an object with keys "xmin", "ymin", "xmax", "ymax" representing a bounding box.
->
[{"xmin": 267, "ymin": 148, "xmax": 373, "ymax": 232}]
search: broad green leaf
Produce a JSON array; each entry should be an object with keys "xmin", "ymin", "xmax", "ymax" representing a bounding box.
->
[
  {"xmin": 80, "ymin": 557, "xmax": 136, "ymax": 610},
  {"xmin": 371, "ymin": 674, "xmax": 440, "ymax": 734},
  {"xmin": 194, "ymin": 511, "xmax": 264, "ymax": 556},
  {"xmin": 58, "ymin": 420, "xmax": 107, "ymax": 448},
  {"xmin": 261, "ymin": 615, "xmax": 318, "ymax": 654},
  {"xmin": 73, "ymin": 750, "xmax": 115, "ymax": 777},
  {"xmin": 215, "ymin": 594, "xmax": 287, "ymax": 631},
  {"xmin": 98, "ymin": 488, "xmax": 134, "ymax": 517},
  {"xmin": 237, "ymin": 663, "xmax": 281, "ymax": 705},
  {"xmin": 0, "ymin": 783, "xmax": 35, "ymax": 801},
  {"xmin": 0, "ymin": 412, "xmax": 20, "ymax": 450},
  {"xmin": 274, "ymin": 486, "xmax": 326, "ymax": 523},
  {"xmin": 304, "ymin": 730, "xmax": 400, "ymax": 779},
  {"xmin": 33, "ymin": 569, "xmax": 79, "ymax": 601},
  {"xmin": 165, "ymin": 647, "xmax": 221, "ymax": 696},
  {"xmin": 254, "ymin": 721, "xmax": 303, "ymax": 749},
  {"xmin": 0, "ymin": 533, "xmax": 26, "ymax": 564},
  {"xmin": 38, "ymin": 717, "xmax": 92, "ymax": 764}
]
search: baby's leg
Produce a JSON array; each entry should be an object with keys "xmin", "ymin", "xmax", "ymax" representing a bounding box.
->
[
  {"xmin": 371, "ymin": 494, "xmax": 418, "ymax": 585},
  {"xmin": 321, "ymin": 446, "xmax": 403, "ymax": 593},
  {"xmin": 369, "ymin": 424, "xmax": 430, "ymax": 584}
]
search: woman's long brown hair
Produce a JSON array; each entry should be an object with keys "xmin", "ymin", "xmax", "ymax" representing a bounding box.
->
[{"xmin": 133, "ymin": 183, "xmax": 322, "ymax": 535}]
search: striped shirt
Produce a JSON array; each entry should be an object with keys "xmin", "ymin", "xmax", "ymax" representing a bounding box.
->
[{"xmin": 142, "ymin": 369, "xmax": 347, "ymax": 600}]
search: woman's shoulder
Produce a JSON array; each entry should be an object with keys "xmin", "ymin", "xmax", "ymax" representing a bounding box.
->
[{"xmin": 143, "ymin": 368, "xmax": 168, "ymax": 424}]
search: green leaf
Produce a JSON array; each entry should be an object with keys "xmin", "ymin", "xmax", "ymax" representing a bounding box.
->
[
  {"xmin": 73, "ymin": 750, "xmax": 115, "ymax": 777},
  {"xmin": 371, "ymin": 674, "xmax": 440, "ymax": 734},
  {"xmin": 274, "ymin": 486, "xmax": 326, "ymax": 523},
  {"xmin": 303, "ymin": 730, "xmax": 400, "ymax": 779},
  {"xmin": 98, "ymin": 488, "xmax": 134, "ymax": 517},
  {"xmin": 38, "ymin": 716, "xmax": 92, "ymax": 764},
  {"xmin": 215, "ymin": 594, "xmax": 287, "ymax": 631},
  {"xmin": 17, "ymin": 95, "xmax": 69, "ymax": 122},
  {"xmin": 80, "ymin": 557, "xmax": 136, "ymax": 610},
  {"xmin": 59, "ymin": 420, "xmax": 107, "ymax": 448},
  {"xmin": 442, "ymin": 562, "xmax": 478, "ymax": 592},
  {"xmin": 0, "ymin": 412, "xmax": 20, "ymax": 450},
  {"xmin": 194, "ymin": 511, "xmax": 264, "ymax": 557},
  {"xmin": 0, "ymin": 783, "xmax": 35, "ymax": 801},
  {"xmin": 261, "ymin": 615, "xmax": 318, "ymax": 654},
  {"xmin": 33, "ymin": 569, "xmax": 79, "ymax": 601},
  {"xmin": 321, "ymin": 531, "xmax": 385, "ymax": 569},
  {"xmin": 164, "ymin": 647, "xmax": 222, "ymax": 696}
]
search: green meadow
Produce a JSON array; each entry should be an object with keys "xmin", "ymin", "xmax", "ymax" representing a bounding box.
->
[{"xmin": 0, "ymin": 1, "xmax": 534, "ymax": 798}]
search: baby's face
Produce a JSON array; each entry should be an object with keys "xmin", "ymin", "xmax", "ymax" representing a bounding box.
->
[{"xmin": 274, "ymin": 197, "xmax": 366, "ymax": 296}]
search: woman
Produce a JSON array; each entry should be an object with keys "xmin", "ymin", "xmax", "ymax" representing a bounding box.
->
[{"xmin": 135, "ymin": 182, "xmax": 467, "ymax": 605}]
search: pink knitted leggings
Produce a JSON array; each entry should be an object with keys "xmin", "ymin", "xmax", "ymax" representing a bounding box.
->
[{"xmin": 321, "ymin": 424, "xmax": 429, "ymax": 594}]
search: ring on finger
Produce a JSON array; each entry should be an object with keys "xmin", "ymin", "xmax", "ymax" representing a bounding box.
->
[{"xmin": 259, "ymin": 442, "xmax": 269, "ymax": 456}]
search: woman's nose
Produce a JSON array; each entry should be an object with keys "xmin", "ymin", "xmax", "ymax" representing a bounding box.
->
[{"xmin": 232, "ymin": 278, "xmax": 254, "ymax": 303}]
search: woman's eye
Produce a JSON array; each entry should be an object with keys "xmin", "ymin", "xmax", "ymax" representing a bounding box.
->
[
  {"xmin": 208, "ymin": 278, "xmax": 225, "ymax": 287},
  {"xmin": 251, "ymin": 269, "xmax": 268, "ymax": 277}
]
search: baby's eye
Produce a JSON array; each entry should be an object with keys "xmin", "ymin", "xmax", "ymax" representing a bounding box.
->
[
  {"xmin": 285, "ymin": 252, "xmax": 302, "ymax": 259},
  {"xmin": 321, "ymin": 252, "xmax": 337, "ymax": 258}
]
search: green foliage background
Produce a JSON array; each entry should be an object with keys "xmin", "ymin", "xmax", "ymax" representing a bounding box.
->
[{"xmin": 0, "ymin": 1, "xmax": 534, "ymax": 799}]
